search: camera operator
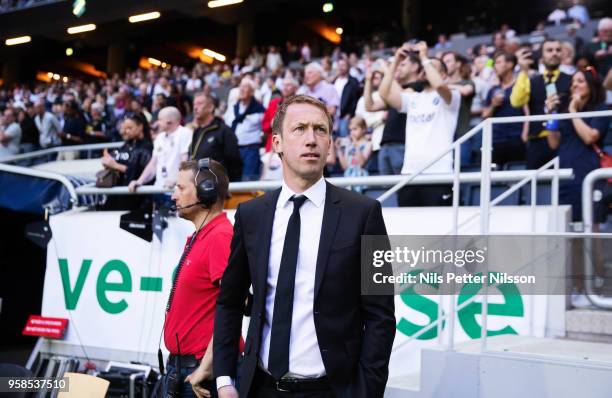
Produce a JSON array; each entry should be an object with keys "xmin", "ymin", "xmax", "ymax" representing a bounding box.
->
[{"xmin": 162, "ymin": 159, "xmax": 233, "ymax": 398}]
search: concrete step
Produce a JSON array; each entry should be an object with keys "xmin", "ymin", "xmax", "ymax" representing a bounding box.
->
[
  {"xmin": 384, "ymin": 335, "xmax": 612, "ymax": 398},
  {"xmin": 566, "ymin": 309, "xmax": 612, "ymax": 343}
]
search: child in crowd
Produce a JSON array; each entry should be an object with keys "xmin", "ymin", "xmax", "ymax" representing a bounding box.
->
[{"xmin": 336, "ymin": 116, "xmax": 372, "ymax": 191}]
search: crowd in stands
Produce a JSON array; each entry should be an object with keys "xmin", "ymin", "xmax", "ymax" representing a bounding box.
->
[{"xmin": 0, "ymin": 12, "xmax": 610, "ymax": 221}]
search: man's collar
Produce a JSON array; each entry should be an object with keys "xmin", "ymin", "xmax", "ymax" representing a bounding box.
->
[
  {"xmin": 277, "ymin": 176, "xmax": 326, "ymax": 209},
  {"xmin": 544, "ymin": 68, "xmax": 561, "ymax": 82}
]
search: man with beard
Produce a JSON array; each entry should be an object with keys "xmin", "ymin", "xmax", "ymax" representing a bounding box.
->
[{"xmin": 510, "ymin": 39, "xmax": 571, "ymax": 169}]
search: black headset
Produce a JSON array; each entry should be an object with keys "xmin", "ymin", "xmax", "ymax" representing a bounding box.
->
[{"xmin": 195, "ymin": 158, "xmax": 219, "ymax": 207}]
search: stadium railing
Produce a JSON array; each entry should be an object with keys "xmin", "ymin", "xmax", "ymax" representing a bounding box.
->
[{"xmin": 582, "ymin": 168, "xmax": 612, "ymax": 310}]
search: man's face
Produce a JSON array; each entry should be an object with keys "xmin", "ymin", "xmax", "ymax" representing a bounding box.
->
[
  {"xmin": 304, "ymin": 66, "xmax": 322, "ymax": 87},
  {"xmin": 442, "ymin": 53, "xmax": 457, "ymax": 76},
  {"xmin": 238, "ymin": 81, "xmax": 253, "ymax": 101},
  {"xmin": 272, "ymin": 103, "xmax": 331, "ymax": 182},
  {"xmin": 3, "ymin": 110, "xmax": 13, "ymax": 124},
  {"xmin": 281, "ymin": 80, "xmax": 298, "ymax": 98},
  {"xmin": 193, "ymin": 95, "xmax": 213, "ymax": 119},
  {"xmin": 395, "ymin": 58, "xmax": 415, "ymax": 82},
  {"xmin": 337, "ymin": 59, "xmax": 349, "ymax": 76},
  {"xmin": 371, "ymin": 72, "xmax": 382, "ymax": 89},
  {"xmin": 599, "ymin": 24, "xmax": 612, "ymax": 42},
  {"xmin": 494, "ymin": 33, "xmax": 505, "ymax": 49},
  {"xmin": 542, "ymin": 41, "xmax": 562, "ymax": 69},
  {"xmin": 494, "ymin": 56, "xmax": 512, "ymax": 77},
  {"xmin": 158, "ymin": 114, "xmax": 177, "ymax": 132},
  {"xmin": 171, "ymin": 169, "xmax": 200, "ymax": 220}
]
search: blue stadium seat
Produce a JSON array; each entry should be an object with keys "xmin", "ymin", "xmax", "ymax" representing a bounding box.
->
[
  {"xmin": 467, "ymin": 184, "xmax": 521, "ymax": 206},
  {"xmin": 363, "ymin": 189, "xmax": 398, "ymax": 207},
  {"xmin": 522, "ymin": 183, "xmax": 552, "ymax": 205},
  {"xmin": 503, "ymin": 161, "xmax": 527, "ymax": 171}
]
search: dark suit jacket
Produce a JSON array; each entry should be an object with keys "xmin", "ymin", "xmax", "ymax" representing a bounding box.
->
[
  {"xmin": 213, "ymin": 181, "xmax": 396, "ymax": 398},
  {"xmin": 335, "ymin": 76, "xmax": 362, "ymax": 118}
]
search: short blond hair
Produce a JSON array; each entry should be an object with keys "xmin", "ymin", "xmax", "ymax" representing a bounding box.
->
[{"xmin": 271, "ymin": 94, "xmax": 333, "ymax": 136}]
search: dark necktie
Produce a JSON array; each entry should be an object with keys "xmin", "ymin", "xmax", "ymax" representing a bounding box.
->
[
  {"xmin": 545, "ymin": 72, "xmax": 554, "ymax": 84},
  {"xmin": 268, "ymin": 195, "xmax": 308, "ymax": 380}
]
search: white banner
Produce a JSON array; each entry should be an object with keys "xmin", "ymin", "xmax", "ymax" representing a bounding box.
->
[{"xmin": 42, "ymin": 207, "xmax": 561, "ymax": 375}]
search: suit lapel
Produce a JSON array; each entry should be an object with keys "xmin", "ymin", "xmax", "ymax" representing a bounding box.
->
[
  {"xmin": 255, "ymin": 188, "xmax": 281, "ymax": 300},
  {"xmin": 314, "ymin": 182, "xmax": 341, "ymax": 299}
]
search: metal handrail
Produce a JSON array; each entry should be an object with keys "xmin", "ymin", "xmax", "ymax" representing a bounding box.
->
[
  {"xmin": 381, "ymin": 110, "xmax": 612, "ymax": 351},
  {"xmin": 0, "ymin": 163, "xmax": 78, "ymax": 204},
  {"xmin": 582, "ymin": 168, "xmax": 612, "ymax": 309},
  {"xmin": 0, "ymin": 142, "xmax": 123, "ymax": 163},
  {"xmin": 73, "ymin": 169, "xmax": 573, "ymax": 196}
]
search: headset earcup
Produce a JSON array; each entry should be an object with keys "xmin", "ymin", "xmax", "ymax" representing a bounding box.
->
[{"xmin": 197, "ymin": 178, "xmax": 218, "ymax": 207}]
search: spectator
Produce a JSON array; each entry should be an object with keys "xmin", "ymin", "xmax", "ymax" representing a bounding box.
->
[
  {"xmin": 262, "ymin": 76, "xmax": 300, "ymax": 152},
  {"xmin": 246, "ymin": 46, "xmax": 264, "ymax": 69},
  {"xmin": 102, "ymin": 112, "xmax": 152, "ymax": 185},
  {"xmin": 188, "ymin": 92, "xmax": 243, "ymax": 182},
  {"xmin": 434, "ymin": 34, "xmax": 452, "ymax": 50},
  {"xmin": 547, "ymin": 3, "xmax": 567, "ymax": 26},
  {"xmin": 367, "ymin": 54, "xmax": 423, "ymax": 176},
  {"xmin": 511, "ymin": 39, "xmax": 571, "ymax": 169},
  {"xmin": 18, "ymin": 103, "xmax": 39, "ymax": 155},
  {"xmin": 482, "ymin": 52, "xmax": 527, "ymax": 166},
  {"xmin": 356, "ymin": 69, "xmax": 386, "ymax": 172},
  {"xmin": 185, "ymin": 69, "xmax": 203, "ymax": 96},
  {"xmin": 128, "ymin": 106, "xmax": 192, "ymax": 194},
  {"xmin": 548, "ymin": 68, "xmax": 609, "ymax": 221},
  {"xmin": 560, "ymin": 41, "xmax": 577, "ymax": 75},
  {"xmin": 333, "ymin": 57, "xmax": 362, "ymax": 137},
  {"xmin": 335, "ymin": 116, "xmax": 372, "ymax": 189},
  {"xmin": 85, "ymin": 103, "xmax": 111, "ymax": 143},
  {"xmin": 567, "ymin": 0, "xmax": 589, "ymax": 25},
  {"xmin": 57, "ymin": 100, "xmax": 86, "ymax": 160},
  {"xmin": 266, "ymin": 45, "xmax": 284, "ymax": 74},
  {"xmin": 566, "ymin": 23, "xmax": 585, "ymax": 59},
  {"xmin": 301, "ymin": 42, "xmax": 311, "ymax": 63},
  {"xmin": 379, "ymin": 42, "xmax": 461, "ymax": 206},
  {"xmin": 298, "ymin": 62, "xmax": 340, "ymax": 118},
  {"xmin": 0, "ymin": 108, "xmax": 22, "ymax": 158},
  {"xmin": 443, "ymin": 51, "xmax": 476, "ymax": 164},
  {"xmin": 585, "ymin": 18, "xmax": 612, "ymax": 77},
  {"xmin": 224, "ymin": 77, "xmax": 265, "ymax": 180},
  {"xmin": 492, "ymin": 31, "xmax": 506, "ymax": 53},
  {"xmin": 34, "ymin": 99, "xmax": 61, "ymax": 151},
  {"xmin": 500, "ymin": 23, "xmax": 517, "ymax": 39}
]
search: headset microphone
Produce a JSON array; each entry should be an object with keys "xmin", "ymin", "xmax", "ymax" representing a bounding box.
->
[{"xmin": 174, "ymin": 202, "xmax": 201, "ymax": 211}]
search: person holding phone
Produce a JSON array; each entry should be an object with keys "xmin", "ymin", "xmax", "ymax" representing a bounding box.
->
[
  {"xmin": 510, "ymin": 39, "xmax": 572, "ymax": 169},
  {"xmin": 481, "ymin": 52, "xmax": 527, "ymax": 167}
]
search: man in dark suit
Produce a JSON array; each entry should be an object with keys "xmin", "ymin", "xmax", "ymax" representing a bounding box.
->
[{"xmin": 214, "ymin": 94, "xmax": 396, "ymax": 398}]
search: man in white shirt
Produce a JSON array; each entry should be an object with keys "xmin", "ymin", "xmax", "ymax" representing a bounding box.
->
[
  {"xmin": 128, "ymin": 106, "xmax": 192, "ymax": 194},
  {"xmin": 0, "ymin": 108, "xmax": 22, "ymax": 159},
  {"xmin": 379, "ymin": 41, "xmax": 461, "ymax": 206},
  {"xmin": 34, "ymin": 100, "xmax": 61, "ymax": 150},
  {"xmin": 214, "ymin": 95, "xmax": 395, "ymax": 398},
  {"xmin": 567, "ymin": 0, "xmax": 589, "ymax": 24},
  {"xmin": 224, "ymin": 77, "xmax": 265, "ymax": 180}
]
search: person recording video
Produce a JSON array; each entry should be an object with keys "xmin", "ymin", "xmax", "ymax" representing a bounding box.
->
[{"xmin": 161, "ymin": 159, "xmax": 233, "ymax": 398}]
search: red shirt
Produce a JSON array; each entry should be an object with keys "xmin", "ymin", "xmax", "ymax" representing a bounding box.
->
[
  {"xmin": 262, "ymin": 97, "xmax": 281, "ymax": 152},
  {"xmin": 164, "ymin": 212, "xmax": 233, "ymax": 358}
]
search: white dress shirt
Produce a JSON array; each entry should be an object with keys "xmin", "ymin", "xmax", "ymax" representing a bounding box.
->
[
  {"xmin": 260, "ymin": 176, "xmax": 327, "ymax": 378},
  {"xmin": 217, "ymin": 177, "xmax": 327, "ymax": 391}
]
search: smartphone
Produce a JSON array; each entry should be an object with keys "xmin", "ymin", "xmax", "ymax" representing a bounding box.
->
[{"xmin": 545, "ymin": 83, "xmax": 557, "ymax": 97}]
